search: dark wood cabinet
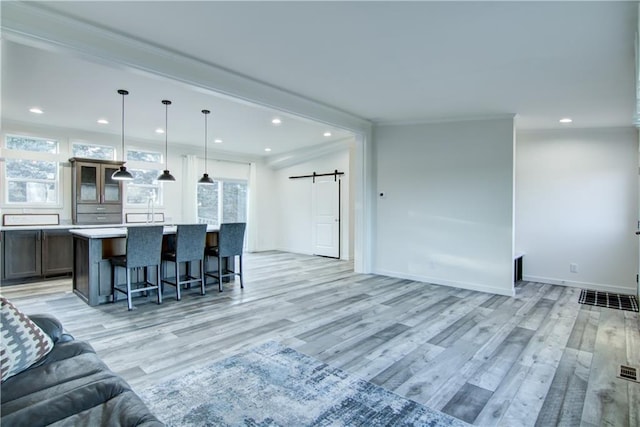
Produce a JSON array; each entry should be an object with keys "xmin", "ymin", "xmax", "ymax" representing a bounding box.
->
[
  {"xmin": 2, "ymin": 230, "xmax": 42, "ymax": 280},
  {"xmin": 70, "ymin": 158, "xmax": 124, "ymax": 225},
  {"xmin": 2, "ymin": 229, "xmax": 73, "ymax": 283},
  {"xmin": 42, "ymin": 230, "xmax": 73, "ymax": 277}
]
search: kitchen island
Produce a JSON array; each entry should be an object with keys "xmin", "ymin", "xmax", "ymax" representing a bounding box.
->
[{"xmin": 70, "ymin": 225, "xmax": 220, "ymax": 306}]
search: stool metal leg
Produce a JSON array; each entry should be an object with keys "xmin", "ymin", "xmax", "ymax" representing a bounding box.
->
[
  {"xmin": 218, "ymin": 256, "xmax": 223, "ymax": 292},
  {"xmin": 156, "ymin": 265, "xmax": 162, "ymax": 305},
  {"xmin": 126, "ymin": 268, "xmax": 133, "ymax": 311},
  {"xmin": 239, "ymin": 255, "xmax": 244, "ymax": 289},
  {"xmin": 199, "ymin": 260, "xmax": 205, "ymax": 295},
  {"xmin": 112, "ymin": 264, "xmax": 117, "ymax": 303},
  {"xmin": 175, "ymin": 261, "xmax": 181, "ymax": 301}
]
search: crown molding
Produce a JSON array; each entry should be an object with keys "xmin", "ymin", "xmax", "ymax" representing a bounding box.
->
[
  {"xmin": 516, "ymin": 125, "xmax": 637, "ymax": 136},
  {"xmin": 2, "ymin": 1, "xmax": 372, "ymax": 135},
  {"xmin": 374, "ymin": 113, "xmax": 517, "ymax": 127}
]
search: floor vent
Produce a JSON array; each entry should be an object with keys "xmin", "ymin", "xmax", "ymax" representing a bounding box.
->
[
  {"xmin": 618, "ymin": 365, "xmax": 639, "ymax": 382},
  {"xmin": 578, "ymin": 290, "xmax": 639, "ymax": 312}
]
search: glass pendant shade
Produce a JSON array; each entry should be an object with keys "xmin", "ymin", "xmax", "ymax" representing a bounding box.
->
[
  {"xmin": 199, "ymin": 109, "xmax": 214, "ymax": 184},
  {"xmin": 157, "ymin": 99, "xmax": 175, "ymax": 182},
  {"xmin": 112, "ymin": 89, "xmax": 134, "ymax": 181}
]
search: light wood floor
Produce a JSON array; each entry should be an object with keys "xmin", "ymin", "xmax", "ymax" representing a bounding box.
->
[{"xmin": 2, "ymin": 251, "xmax": 639, "ymax": 426}]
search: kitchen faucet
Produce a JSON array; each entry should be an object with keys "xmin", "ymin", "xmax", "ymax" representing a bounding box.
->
[{"xmin": 146, "ymin": 193, "xmax": 156, "ymax": 224}]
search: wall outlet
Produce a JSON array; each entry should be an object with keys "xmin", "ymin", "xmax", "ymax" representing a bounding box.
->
[{"xmin": 570, "ymin": 263, "xmax": 578, "ymax": 273}]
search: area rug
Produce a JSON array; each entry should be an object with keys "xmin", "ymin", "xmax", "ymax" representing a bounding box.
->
[
  {"xmin": 139, "ymin": 341, "xmax": 469, "ymax": 427},
  {"xmin": 579, "ymin": 289, "xmax": 639, "ymax": 312}
]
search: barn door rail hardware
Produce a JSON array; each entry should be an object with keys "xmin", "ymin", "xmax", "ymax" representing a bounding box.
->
[{"xmin": 289, "ymin": 169, "xmax": 344, "ymax": 183}]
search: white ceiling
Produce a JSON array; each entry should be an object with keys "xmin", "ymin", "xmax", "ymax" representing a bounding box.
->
[
  {"xmin": 2, "ymin": 1, "xmax": 637, "ymax": 155},
  {"xmin": 2, "ymin": 40, "xmax": 354, "ymax": 157}
]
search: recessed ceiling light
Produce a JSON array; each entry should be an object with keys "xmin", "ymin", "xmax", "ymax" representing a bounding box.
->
[
  {"xmin": 271, "ymin": 118, "xmax": 281, "ymax": 125},
  {"xmin": 324, "ymin": 132, "xmax": 332, "ymax": 137},
  {"xmin": 97, "ymin": 119, "xmax": 109, "ymax": 124},
  {"xmin": 155, "ymin": 128, "xmax": 165, "ymax": 134},
  {"xmin": 559, "ymin": 118, "xmax": 573, "ymax": 124},
  {"xmin": 214, "ymin": 139, "xmax": 223, "ymax": 144},
  {"xmin": 264, "ymin": 148, "xmax": 272, "ymax": 152},
  {"xmin": 29, "ymin": 107, "xmax": 43, "ymax": 114}
]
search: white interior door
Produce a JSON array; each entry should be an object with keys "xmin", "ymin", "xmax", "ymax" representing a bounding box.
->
[{"xmin": 312, "ymin": 176, "xmax": 340, "ymax": 258}]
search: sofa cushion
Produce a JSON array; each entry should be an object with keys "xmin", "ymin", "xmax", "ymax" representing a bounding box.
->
[
  {"xmin": 1, "ymin": 339, "xmax": 163, "ymax": 426},
  {"xmin": 2, "ymin": 374, "xmax": 140, "ymax": 427},
  {"xmin": 1, "ymin": 341, "xmax": 97, "ymax": 404},
  {"xmin": 49, "ymin": 390, "xmax": 164, "ymax": 427},
  {"xmin": 0, "ymin": 297, "xmax": 53, "ymax": 382},
  {"xmin": 28, "ymin": 314, "xmax": 66, "ymax": 344},
  {"xmin": 1, "ymin": 346, "xmax": 164, "ymax": 426}
]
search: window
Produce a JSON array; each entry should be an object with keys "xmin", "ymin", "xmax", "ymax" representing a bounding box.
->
[
  {"xmin": 6, "ymin": 159, "xmax": 58, "ymax": 203},
  {"xmin": 4, "ymin": 135, "xmax": 60, "ymax": 205},
  {"xmin": 125, "ymin": 149, "xmax": 163, "ymax": 205},
  {"xmin": 197, "ymin": 180, "xmax": 248, "ymax": 226},
  {"xmin": 127, "ymin": 150, "xmax": 162, "ymax": 163},
  {"xmin": 72, "ymin": 143, "xmax": 115, "ymax": 160},
  {"xmin": 127, "ymin": 168, "xmax": 163, "ymax": 205},
  {"xmin": 222, "ymin": 181, "xmax": 248, "ymax": 223},
  {"xmin": 6, "ymin": 135, "xmax": 58, "ymax": 153},
  {"xmin": 197, "ymin": 182, "xmax": 219, "ymax": 225}
]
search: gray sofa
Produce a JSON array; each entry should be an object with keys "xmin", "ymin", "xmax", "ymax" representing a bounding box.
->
[{"xmin": 0, "ymin": 314, "xmax": 163, "ymax": 426}]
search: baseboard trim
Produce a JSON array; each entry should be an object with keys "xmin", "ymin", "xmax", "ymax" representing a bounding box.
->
[
  {"xmin": 522, "ymin": 275, "xmax": 637, "ymax": 295},
  {"xmin": 274, "ymin": 247, "xmax": 350, "ymax": 261},
  {"xmin": 374, "ymin": 269, "xmax": 514, "ymax": 297}
]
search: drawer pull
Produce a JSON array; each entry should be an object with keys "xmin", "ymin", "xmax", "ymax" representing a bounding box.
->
[
  {"xmin": 96, "ymin": 207, "xmax": 106, "ymax": 211},
  {"xmin": 96, "ymin": 216, "xmax": 106, "ymax": 220}
]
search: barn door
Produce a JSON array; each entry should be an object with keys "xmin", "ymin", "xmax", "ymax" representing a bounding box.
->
[{"xmin": 312, "ymin": 176, "xmax": 340, "ymax": 258}]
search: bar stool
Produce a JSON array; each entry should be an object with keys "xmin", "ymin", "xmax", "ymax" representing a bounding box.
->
[
  {"xmin": 161, "ymin": 224, "xmax": 207, "ymax": 300},
  {"xmin": 204, "ymin": 222, "xmax": 246, "ymax": 292},
  {"xmin": 110, "ymin": 225, "xmax": 164, "ymax": 311}
]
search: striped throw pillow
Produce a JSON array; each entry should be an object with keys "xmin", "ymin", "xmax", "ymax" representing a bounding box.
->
[{"xmin": 1, "ymin": 297, "xmax": 53, "ymax": 382}]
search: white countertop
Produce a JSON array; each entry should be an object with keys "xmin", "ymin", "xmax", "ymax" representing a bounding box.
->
[
  {"xmin": 69, "ymin": 227, "xmax": 130, "ymax": 238},
  {"xmin": 0, "ymin": 223, "xmax": 124, "ymax": 231},
  {"xmin": 0, "ymin": 222, "xmax": 173, "ymax": 232},
  {"xmin": 1, "ymin": 224, "xmax": 82, "ymax": 231},
  {"xmin": 69, "ymin": 224, "xmax": 218, "ymax": 239}
]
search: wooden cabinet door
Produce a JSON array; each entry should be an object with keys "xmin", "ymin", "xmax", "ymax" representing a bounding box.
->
[
  {"xmin": 76, "ymin": 162, "xmax": 101, "ymax": 204},
  {"xmin": 101, "ymin": 164, "xmax": 122, "ymax": 204},
  {"xmin": 42, "ymin": 230, "xmax": 73, "ymax": 277},
  {"xmin": 2, "ymin": 231, "xmax": 42, "ymax": 280},
  {"xmin": 71, "ymin": 159, "xmax": 124, "ymax": 225}
]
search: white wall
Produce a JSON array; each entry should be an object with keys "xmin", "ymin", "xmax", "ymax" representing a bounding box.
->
[
  {"xmin": 273, "ymin": 148, "xmax": 352, "ymax": 259},
  {"xmin": 516, "ymin": 128, "xmax": 638, "ymax": 293},
  {"xmin": 251, "ymin": 161, "xmax": 278, "ymax": 252},
  {"xmin": 375, "ymin": 118, "xmax": 516, "ymax": 296}
]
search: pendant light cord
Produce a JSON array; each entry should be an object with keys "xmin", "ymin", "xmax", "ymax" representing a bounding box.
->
[
  {"xmin": 157, "ymin": 100, "xmax": 174, "ymax": 182},
  {"xmin": 165, "ymin": 102, "xmax": 169, "ymax": 170},
  {"xmin": 121, "ymin": 92, "xmax": 125, "ymax": 158},
  {"xmin": 204, "ymin": 112, "xmax": 208, "ymax": 173}
]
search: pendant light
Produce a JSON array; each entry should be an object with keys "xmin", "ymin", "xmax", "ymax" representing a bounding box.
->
[
  {"xmin": 111, "ymin": 89, "xmax": 134, "ymax": 181},
  {"xmin": 198, "ymin": 109, "xmax": 214, "ymax": 184},
  {"xmin": 157, "ymin": 99, "xmax": 176, "ymax": 182}
]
